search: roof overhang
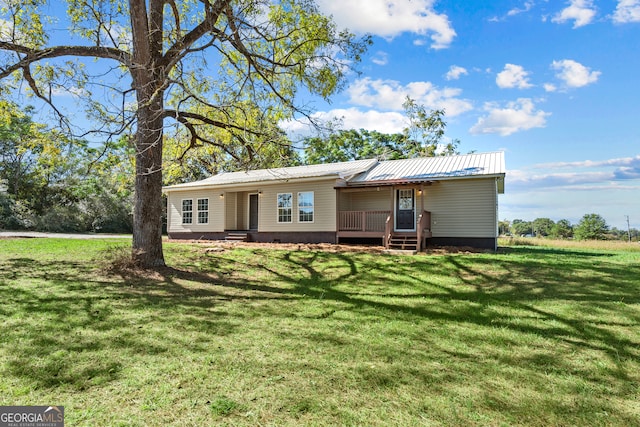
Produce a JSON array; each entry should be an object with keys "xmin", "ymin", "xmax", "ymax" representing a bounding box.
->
[
  {"xmin": 342, "ymin": 174, "xmax": 506, "ymax": 192},
  {"xmin": 162, "ymin": 175, "xmax": 344, "ymax": 193}
]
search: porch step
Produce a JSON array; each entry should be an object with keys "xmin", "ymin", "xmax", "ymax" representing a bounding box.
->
[
  {"xmin": 225, "ymin": 232, "xmax": 248, "ymax": 242},
  {"xmin": 388, "ymin": 235, "xmax": 418, "ymax": 251}
]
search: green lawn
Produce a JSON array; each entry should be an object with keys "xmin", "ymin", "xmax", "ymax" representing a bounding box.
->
[{"xmin": 0, "ymin": 238, "xmax": 639, "ymax": 426}]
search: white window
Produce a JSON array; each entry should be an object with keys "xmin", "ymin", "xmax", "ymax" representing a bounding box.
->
[
  {"xmin": 197, "ymin": 198, "xmax": 209, "ymax": 224},
  {"xmin": 277, "ymin": 193, "xmax": 292, "ymax": 223},
  {"xmin": 298, "ymin": 191, "xmax": 314, "ymax": 223},
  {"xmin": 182, "ymin": 199, "xmax": 193, "ymax": 224}
]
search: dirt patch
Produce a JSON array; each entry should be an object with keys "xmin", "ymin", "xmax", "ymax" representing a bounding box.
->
[
  {"xmin": 168, "ymin": 239, "xmax": 490, "ymax": 256},
  {"xmin": 424, "ymin": 246, "xmax": 493, "ymax": 255},
  {"xmin": 169, "ymin": 239, "xmax": 386, "ymax": 254}
]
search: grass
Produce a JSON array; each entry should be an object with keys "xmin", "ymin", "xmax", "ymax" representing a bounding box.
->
[
  {"xmin": 499, "ymin": 236, "xmax": 640, "ymax": 252},
  {"xmin": 0, "ymin": 237, "xmax": 639, "ymax": 426}
]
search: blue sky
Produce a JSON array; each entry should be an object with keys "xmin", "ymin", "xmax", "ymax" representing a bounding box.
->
[
  {"xmin": 287, "ymin": 0, "xmax": 640, "ymax": 230},
  {"xmin": 4, "ymin": 1, "xmax": 638, "ymax": 230}
]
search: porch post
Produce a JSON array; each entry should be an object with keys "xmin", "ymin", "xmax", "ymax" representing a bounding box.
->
[
  {"xmin": 335, "ymin": 187, "xmax": 340, "ymax": 243},
  {"xmin": 389, "ymin": 186, "xmax": 395, "ymax": 230}
]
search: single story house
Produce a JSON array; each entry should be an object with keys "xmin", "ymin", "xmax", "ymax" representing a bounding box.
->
[{"xmin": 163, "ymin": 151, "xmax": 506, "ymax": 251}]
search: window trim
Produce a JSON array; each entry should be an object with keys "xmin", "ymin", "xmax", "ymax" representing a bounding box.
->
[
  {"xmin": 197, "ymin": 197, "xmax": 209, "ymax": 225},
  {"xmin": 297, "ymin": 191, "xmax": 314, "ymax": 223},
  {"xmin": 182, "ymin": 199, "xmax": 193, "ymax": 225},
  {"xmin": 277, "ymin": 192, "xmax": 293, "ymax": 223}
]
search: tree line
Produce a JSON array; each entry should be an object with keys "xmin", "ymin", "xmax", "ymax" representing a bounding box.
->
[
  {"xmin": 0, "ymin": 102, "xmax": 135, "ymax": 233},
  {"xmin": 0, "ymin": 98, "xmax": 457, "ymax": 234},
  {"xmin": 500, "ymin": 215, "xmax": 638, "ymax": 242},
  {"xmin": 3, "ymin": 101, "xmax": 635, "ymax": 243}
]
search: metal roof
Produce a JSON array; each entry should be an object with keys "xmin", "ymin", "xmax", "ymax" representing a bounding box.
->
[
  {"xmin": 163, "ymin": 158, "xmax": 378, "ymax": 190},
  {"xmin": 163, "ymin": 152, "xmax": 505, "ymax": 192},
  {"xmin": 348, "ymin": 152, "xmax": 505, "ymax": 184}
]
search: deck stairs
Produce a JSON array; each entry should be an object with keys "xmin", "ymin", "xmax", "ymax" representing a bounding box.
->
[
  {"xmin": 225, "ymin": 232, "xmax": 248, "ymax": 242},
  {"xmin": 387, "ymin": 234, "xmax": 419, "ymax": 252}
]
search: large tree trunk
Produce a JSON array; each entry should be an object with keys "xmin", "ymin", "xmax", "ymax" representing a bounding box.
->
[
  {"xmin": 132, "ymin": 95, "xmax": 166, "ymax": 267},
  {"xmin": 129, "ymin": 0, "xmax": 166, "ymax": 268}
]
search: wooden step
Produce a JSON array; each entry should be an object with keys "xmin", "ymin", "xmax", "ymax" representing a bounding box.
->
[
  {"xmin": 388, "ymin": 235, "xmax": 418, "ymax": 251},
  {"xmin": 225, "ymin": 232, "xmax": 248, "ymax": 242}
]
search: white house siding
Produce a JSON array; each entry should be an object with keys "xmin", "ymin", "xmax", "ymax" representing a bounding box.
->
[
  {"xmin": 424, "ymin": 178, "xmax": 497, "ymax": 238},
  {"xmin": 167, "ymin": 189, "xmax": 224, "ymax": 233},
  {"xmin": 258, "ymin": 179, "xmax": 337, "ymax": 232},
  {"xmin": 338, "ymin": 190, "xmax": 352, "ymax": 211},
  {"xmin": 237, "ymin": 192, "xmax": 248, "ymax": 230},
  {"xmin": 345, "ymin": 187, "xmax": 394, "ymax": 212},
  {"xmin": 224, "ymin": 192, "xmax": 237, "ymax": 230}
]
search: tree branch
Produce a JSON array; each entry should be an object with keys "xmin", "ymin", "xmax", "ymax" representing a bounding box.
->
[
  {"xmin": 163, "ymin": 109, "xmax": 261, "ymax": 136},
  {"xmin": 162, "ymin": 0, "xmax": 229, "ymax": 70},
  {"xmin": 21, "ymin": 65, "xmax": 72, "ymax": 133},
  {"xmin": 0, "ymin": 42, "xmax": 132, "ymax": 80}
]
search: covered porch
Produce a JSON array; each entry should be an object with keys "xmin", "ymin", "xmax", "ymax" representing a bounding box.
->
[{"xmin": 336, "ymin": 185, "xmax": 432, "ymax": 251}]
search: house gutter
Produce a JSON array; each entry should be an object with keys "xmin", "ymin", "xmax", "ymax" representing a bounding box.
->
[
  {"xmin": 162, "ymin": 174, "xmax": 348, "ymax": 193},
  {"xmin": 343, "ymin": 173, "xmax": 505, "ymax": 188}
]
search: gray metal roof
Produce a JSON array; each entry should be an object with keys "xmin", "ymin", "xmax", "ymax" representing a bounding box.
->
[
  {"xmin": 163, "ymin": 158, "xmax": 378, "ymax": 190},
  {"xmin": 163, "ymin": 152, "xmax": 505, "ymax": 192},
  {"xmin": 349, "ymin": 152, "xmax": 505, "ymax": 184}
]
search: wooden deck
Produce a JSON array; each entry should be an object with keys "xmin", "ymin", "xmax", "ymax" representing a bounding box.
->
[
  {"xmin": 337, "ymin": 210, "xmax": 389, "ymax": 238},
  {"xmin": 337, "ymin": 210, "xmax": 432, "ymax": 251}
]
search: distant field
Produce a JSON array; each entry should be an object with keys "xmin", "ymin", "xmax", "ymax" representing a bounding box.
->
[
  {"xmin": 0, "ymin": 238, "xmax": 638, "ymax": 426},
  {"xmin": 500, "ymin": 236, "xmax": 640, "ymax": 252}
]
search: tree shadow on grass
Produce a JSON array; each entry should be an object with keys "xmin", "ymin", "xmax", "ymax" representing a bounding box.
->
[
  {"xmin": 1, "ymin": 245, "xmax": 638, "ymax": 423},
  {"xmin": 498, "ymin": 246, "xmax": 618, "ymax": 258},
  {"xmin": 0, "ymin": 256, "xmax": 294, "ymax": 392},
  {"xmin": 218, "ymin": 247, "xmax": 640, "ymax": 381}
]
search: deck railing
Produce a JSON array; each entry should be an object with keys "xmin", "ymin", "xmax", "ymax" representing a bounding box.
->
[
  {"xmin": 338, "ymin": 210, "xmax": 391, "ymax": 232},
  {"xmin": 416, "ymin": 210, "xmax": 432, "ymax": 252},
  {"xmin": 339, "ymin": 209, "xmax": 431, "ymax": 251},
  {"xmin": 384, "ymin": 214, "xmax": 392, "ymax": 249}
]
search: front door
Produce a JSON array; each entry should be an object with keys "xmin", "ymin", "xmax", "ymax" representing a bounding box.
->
[
  {"xmin": 396, "ymin": 189, "xmax": 415, "ymax": 230},
  {"xmin": 249, "ymin": 194, "xmax": 259, "ymax": 230}
]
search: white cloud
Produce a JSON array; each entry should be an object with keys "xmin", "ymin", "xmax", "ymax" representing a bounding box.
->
[
  {"xmin": 552, "ymin": 0, "xmax": 597, "ymax": 28},
  {"xmin": 487, "ymin": 1, "xmax": 535, "ymax": 22},
  {"xmin": 445, "ymin": 65, "xmax": 468, "ymax": 81},
  {"xmin": 0, "ymin": 18, "xmax": 28, "ymax": 43},
  {"xmin": 101, "ymin": 23, "xmax": 131, "ymax": 49},
  {"xmin": 612, "ymin": 0, "xmax": 640, "ymax": 23},
  {"xmin": 508, "ymin": 169, "xmax": 614, "ymax": 189},
  {"xmin": 371, "ymin": 51, "xmax": 388, "ymax": 66},
  {"xmin": 508, "ymin": 1, "xmax": 535, "ymax": 17},
  {"xmin": 346, "ymin": 77, "xmax": 473, "ymax": 116},
  {"xmin": 315, "ymin": 0, "xmax": 456, "ymax": 49},
  {"xmin": 503, "ymin": 156, "xmax": 640, "ymax": 227},
  {"xmin": 0, "ymin": 19, "xmax": 13, "ymax": 41},
  {"xmin": 543, "ymin": 83, "xmax": 557, "ymax": 92},
  {"xmin": 533, "ymin": 155, "xmax": 640, "ymax": 171},
  {"xmin": 496, "ymin": 64, "xmax": 533, "ymax": 89},
  {"xmin": 281, "ymin": 108, "xmax": 409, "ymax": 137},
  {"xmin": 509, "ymin": 155, "xmax": 640, "ymax": 191},
  {"xmin": 470, "ymin": 98, "xmax": 550, "ymax": 136},
  {"xmin": 51, "ymin": 86, "xmax": 89, "ymax": 98},
  {"xmin": 551, "ymin": 59, "xmax": 601, "ymax": 88}
]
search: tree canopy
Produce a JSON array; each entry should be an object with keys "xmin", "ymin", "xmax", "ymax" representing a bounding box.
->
[
  {"xmin": 0, "ymin": 0, "xmax": 369, "ymax": 266},
  {"xmin": 0, "ymin": 102, "xmax": 134, "ymax": 232},
  {"xmin": 303, "ymin": 98, "xmax": 459, "ymax": 164},
  {"xmin": 574, "ymin": 213, "xmax": 609, "ymax": 241}
]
